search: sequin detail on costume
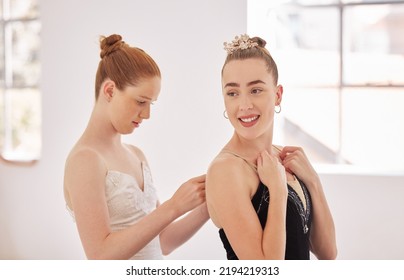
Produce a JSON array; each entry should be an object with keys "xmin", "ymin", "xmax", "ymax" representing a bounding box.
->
[{"xmin": 257, "ymin": 182, "xmax": 311, "ymax": 234}]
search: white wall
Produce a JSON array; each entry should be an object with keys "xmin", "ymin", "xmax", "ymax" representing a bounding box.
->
[
  {"xmin": 319, "ymin": 172, "xmax": 404, "ymax": 260},
  {"xmin": 1, "ymin": 0, "xmax": 403, "ymax": 260}
]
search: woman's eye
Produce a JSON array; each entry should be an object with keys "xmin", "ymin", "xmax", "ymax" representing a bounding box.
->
[
  {"xmin": 137, "ymin": 100, "xmax": 147, "ymax": 105},
  {"xmin": 251, "ymin": 88, "xmax": 262, "ymax": 95},
  {"xmin": 227, "ymin": 92, "xmax": 237, "ymax": 97}
]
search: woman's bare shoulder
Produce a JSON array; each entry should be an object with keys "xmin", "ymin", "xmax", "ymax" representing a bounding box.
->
[
  {"xmin": 64, "ymin": 145, "xmax": 107, "ymax": 208},
  {"xmin": 66, "ymin": 144, "xmax": 105, "ymax": 166},
  {"xmin": 207, "ymin": 153, "xmax": 258, "ymax": 195},
  {"xmin": 208, "ymin": 153, "xmax": 247, "ymax": 176},
  {"xmin": 206, "ymin": 153, "xmax": 259, "ymax": 228},
  {"xmin": 64, "ymin": 144, "xmax": 108, "ymax": 187},
  {"xmin": 124, "ymin": 143, "xmax": 147, "ymax": 162}
]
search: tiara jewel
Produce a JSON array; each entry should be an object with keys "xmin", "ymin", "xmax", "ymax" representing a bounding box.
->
[{"xmin": 223, "ymin": 34, "xmax": 258, "ymax": 55}]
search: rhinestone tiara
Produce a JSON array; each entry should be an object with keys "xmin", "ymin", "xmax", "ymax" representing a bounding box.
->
[{"xmin": 223, "ymin": 34, "xmax": 259, "ymax": 55}]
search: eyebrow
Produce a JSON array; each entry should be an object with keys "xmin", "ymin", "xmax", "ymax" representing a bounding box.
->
[
  {"xmin": 248, "ymin": 80, "xmax": 266, "ymax": 86},
  {"xmin": 139, "ymin": 95, "xmax": 152, "ymax": 101},
  {"xmin": 224, "ymin": 80, "xmax": 266, "ymax": 88}
]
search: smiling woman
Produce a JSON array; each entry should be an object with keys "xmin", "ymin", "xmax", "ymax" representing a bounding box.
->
[
  {"xmin": 206, "ymin": 34, "xmax": 337, "ymax": 260},
  {"xmin": 222, "ymin": 59, "xmax": 282, "ymax": 137},
  {"xmin": 63, "ymin": 34, "xmax": 209, "ymax": 260}
]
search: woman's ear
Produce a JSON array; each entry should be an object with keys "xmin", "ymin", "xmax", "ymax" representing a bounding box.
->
[
  {"xmin": 102, "ymin": 79, "xmax": 116, "ymax": 102},
  {"xmin": 275, "ymin": 84, "xmax": 283, "ymax": 106}
]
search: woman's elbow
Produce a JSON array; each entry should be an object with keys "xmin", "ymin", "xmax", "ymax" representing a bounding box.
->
[
  {"xmin": 161, "ymin": 246, "xmax": 173, "ymax": 256},
  {"xmin": 327, "ymin": 245, "xmax": 338, "ymax": 260},
  {"xmin": 159, "ymin": 236, "xmax": 175, "ymax": 256},
  {"xmin": 316, "ymin": 245, "xmax": 338, "ymax": 260},
  {"xmin": 86, "ymin": 251, "xmax": 109, "ymax": 260}
]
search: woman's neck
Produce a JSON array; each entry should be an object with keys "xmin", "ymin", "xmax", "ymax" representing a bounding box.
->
[{"xmin": 81, "ymin": 104, "xmax": 122, "ymax": 148}]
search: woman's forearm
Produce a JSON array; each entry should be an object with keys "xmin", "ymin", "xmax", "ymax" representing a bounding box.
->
[
  {"xmin": 159, "ymin": 203, "xmax": 210, "ymax": 255},
  {"xmin": 308, "ymin": 180, "xmax": 337, "ymax": 260},
  {"xmin": 261, "ymin": 195, "xmax": 287, "ymax": 259},
  {"xmin": 83, "ymin": 199, "xmax": 180, "ymax": 259}
]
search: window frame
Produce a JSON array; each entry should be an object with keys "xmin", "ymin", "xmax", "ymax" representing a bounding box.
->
[
  {"xmin": 248, "ymin": 0, "xmax": 404, "ymax": 174},
  {"xmin": 0, "ymin": 0, "xmax": 40, "ymax": 165}
]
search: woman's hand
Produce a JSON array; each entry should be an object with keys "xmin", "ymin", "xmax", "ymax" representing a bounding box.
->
[
  {"xmin": 170, "ymin": 174, "xmax": 206, "ymax": 216},
  {"xmin": 257, "ymin": 150, "xmax": 287, "ymax": 197},
  {"xmin": 279, "ymin": 146, "xmax": 320, "ymax": 190}
]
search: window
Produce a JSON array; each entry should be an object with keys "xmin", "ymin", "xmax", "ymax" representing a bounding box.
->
[
  {"xmin": 0, "ymin": 0, "xmax": 41, "ymax": 163},
  {"xmin": 248, "ymin": 0, "xmax": 404, "ymax": 173}
]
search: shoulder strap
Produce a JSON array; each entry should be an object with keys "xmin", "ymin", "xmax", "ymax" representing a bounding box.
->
[
  {"xmin": 220, "ymin": 149, "xmax": 258, "ymax": 173},
  {"xmin": 221, "ymin": 146, "xmax": 283, "ymax": 174},
  {"xmin": 272, "ymin": 145, "xmax": 282, "ymax": 152}
]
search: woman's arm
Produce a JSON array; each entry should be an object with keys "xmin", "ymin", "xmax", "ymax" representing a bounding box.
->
[
  {"xmin": 159, "ymin": 201, "xmax": 209, "ymax": 255},
  {"xmin": 64, "ymin": 149, "xmax": 205, "ymax": 259},
  {"xmin": 280, "ymin": 146, "xmax": 337, "ymax": 260},
  {"xmin": 206, "ymin": 153, "xmax": 288, "ymax": 260},
  {"xmin": 127, "ymin": 145, "xmax": 209, "ymax": 256},
  {"xmin": 306, "ymin": 177, "xmax": 337, "ymax": 259}
]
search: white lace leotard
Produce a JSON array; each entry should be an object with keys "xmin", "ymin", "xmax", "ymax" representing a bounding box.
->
[{"xmin": 68, "ymin": 161, "xmax": 163, "ymax": 260}]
